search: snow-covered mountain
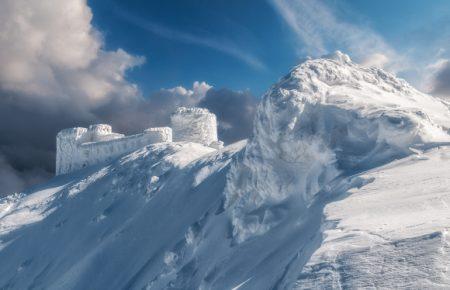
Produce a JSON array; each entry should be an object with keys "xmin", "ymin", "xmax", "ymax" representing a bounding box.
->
[{"xmin": 1, "ymin": 52, "xmax": 450, "ymax": 289}]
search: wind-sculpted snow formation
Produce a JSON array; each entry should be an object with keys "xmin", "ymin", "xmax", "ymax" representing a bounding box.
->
[
  {"xmin": 1, "ymin": 52, "xmax": 450, "ymax": 289},
  {"xmin": 225, "ymin": 51, "xmax": 450, "ymax": 243}
]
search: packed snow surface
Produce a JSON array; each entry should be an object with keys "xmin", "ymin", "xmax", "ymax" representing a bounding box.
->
[
  {"xmin": 295, "ymin": 147, "xmax": 450, "ymax": 289},
  {"xmin": 2, "ymin": 52, "xmax": 450, "ymax": 289}
]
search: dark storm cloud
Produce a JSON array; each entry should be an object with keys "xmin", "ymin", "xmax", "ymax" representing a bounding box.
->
[
  {"xmin": 0, "ymin": 84, "xmax": 208, "ymax": 197},
  {"xmin": 0, "ymin": 82, "xmax": 259, "ymax": 197},
  {"xmin": 199, "ymin": 88, "xmax": 258, "ymax": 144},
  {"xmin": 0, "ymin": 154, "xmax": 28, "ymax": 196},
  {"xmin": 0, "ymin": 153, "xmax": 52, "ymax": 197},
  {"xmin": 429, "ymin": 60, "xmax": 450, "ymax": 99},
  {"xmin": 0, "ymin": 90, "xmax": 90, "ymax": 197},
  {"xmin": 94, "ymin": 82, "xmax": 210, "ymax": 134}
]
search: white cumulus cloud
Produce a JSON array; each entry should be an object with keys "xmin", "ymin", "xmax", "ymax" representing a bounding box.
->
[{"xmin": 0, "ymin": 0, "xmax": 144, "ymax": 108}]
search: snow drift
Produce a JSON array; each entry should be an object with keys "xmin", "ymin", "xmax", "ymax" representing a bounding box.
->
[{"xmin": 1, "ymin": 52, "xmax": 450, "ymax": 289}]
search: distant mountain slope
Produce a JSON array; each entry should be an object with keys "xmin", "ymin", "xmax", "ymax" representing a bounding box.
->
[{"xmin": 1, "ymin": 52, "xmax": 450, "ymax": 289}]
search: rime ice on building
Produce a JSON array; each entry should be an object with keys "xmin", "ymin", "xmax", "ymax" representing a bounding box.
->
[
  {"xmin": 56, "ymin": 125, "xmax": 172, "ymax": 175},
  {"xmin": 171, "ymin": 107, "xmax": 223, "ymax": 149},
  {"xmin": 56, "ymin": 107, "xmax": 222, "ymax": 175}
]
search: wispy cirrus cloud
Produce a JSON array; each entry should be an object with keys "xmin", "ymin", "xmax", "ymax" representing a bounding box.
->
[
  {"xmin": 269, "ymin": 0, "xmax": 403, "ymax": 71},
  {"xmin": 270, "ymin": 1, "xmax": 450, "ymax": 100},
  {"xmin": 115, "ymin": 9, "xmax": 266, "ymax": 71}
]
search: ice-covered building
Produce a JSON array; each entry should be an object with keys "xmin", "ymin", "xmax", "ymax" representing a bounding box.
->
[
  {"xmin": 56, "ymin": 125, "xmax": 172, "ymax": 175},
  {"xmin": 171, "ymin": 107, "xmax": 223, "ymax": 149},
  {"xmin": 56, "ymin": 107, "xmax": 222, "ymax": 175}
]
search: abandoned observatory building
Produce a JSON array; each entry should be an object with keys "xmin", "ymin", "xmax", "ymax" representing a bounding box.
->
[{"xmin": 55, "ymin": 107, "xmax": 223, "ymax": 175}]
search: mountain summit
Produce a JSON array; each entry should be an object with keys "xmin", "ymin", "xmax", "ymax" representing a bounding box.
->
[
  {"xmin": 227, "ymin": 51, "xmax": 450, "ymax": 242},
  {"xmin": 2, "ymin": 52, "xmax": 450, "ymax": 289}
]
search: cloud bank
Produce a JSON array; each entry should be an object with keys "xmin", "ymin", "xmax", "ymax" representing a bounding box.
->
[
  {"xmin": 199, "ymin": 89, "xmax": 257, "ymax": 143},
  {"xmin": 0, "ymin": 0, "xmax": 148, "ymax": 196},
  {"xmin": 0, "ymin": 0, "xmax": 145, "ymax": 109},
  {"xmin": 426, "ymin": 59, "xmax": 450, "ymax": 99}
]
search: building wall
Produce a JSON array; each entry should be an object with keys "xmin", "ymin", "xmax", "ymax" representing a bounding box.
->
[
  {"xmin": 171, "ymin": 107, "xmax": 219, "ymax": 146},
  {"xmin": 56, "ymin": 126, "xmax": 172, "ymax": 175},
  {"xmin": 56, "ymin": 127, "xmax": 85, "ymax": 175},
  {"xmin": 56, "ymin": 107, "xmax": 222, "ymax": 175}
]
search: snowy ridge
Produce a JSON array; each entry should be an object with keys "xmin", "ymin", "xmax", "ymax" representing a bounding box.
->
[{"xmin": 1, "ymin": 52, "xmax": 450, "ymax": 289}]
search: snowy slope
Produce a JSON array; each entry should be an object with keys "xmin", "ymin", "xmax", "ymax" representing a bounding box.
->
[
  {"xmin": 296, "ymin": 146, "xmax": 450, "ymax": 289},
  {"xmin": 0, "ymin": 140, "xmax": 321, "ymax": 289},
  {"xmin": 2, "ymin": 52, "xmax": 450, "ymax": 289}
]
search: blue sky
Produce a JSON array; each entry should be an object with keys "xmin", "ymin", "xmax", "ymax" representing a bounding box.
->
[{"xmin": 89, "ymin": 0, "xmax": 450, "ymax": 96}]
